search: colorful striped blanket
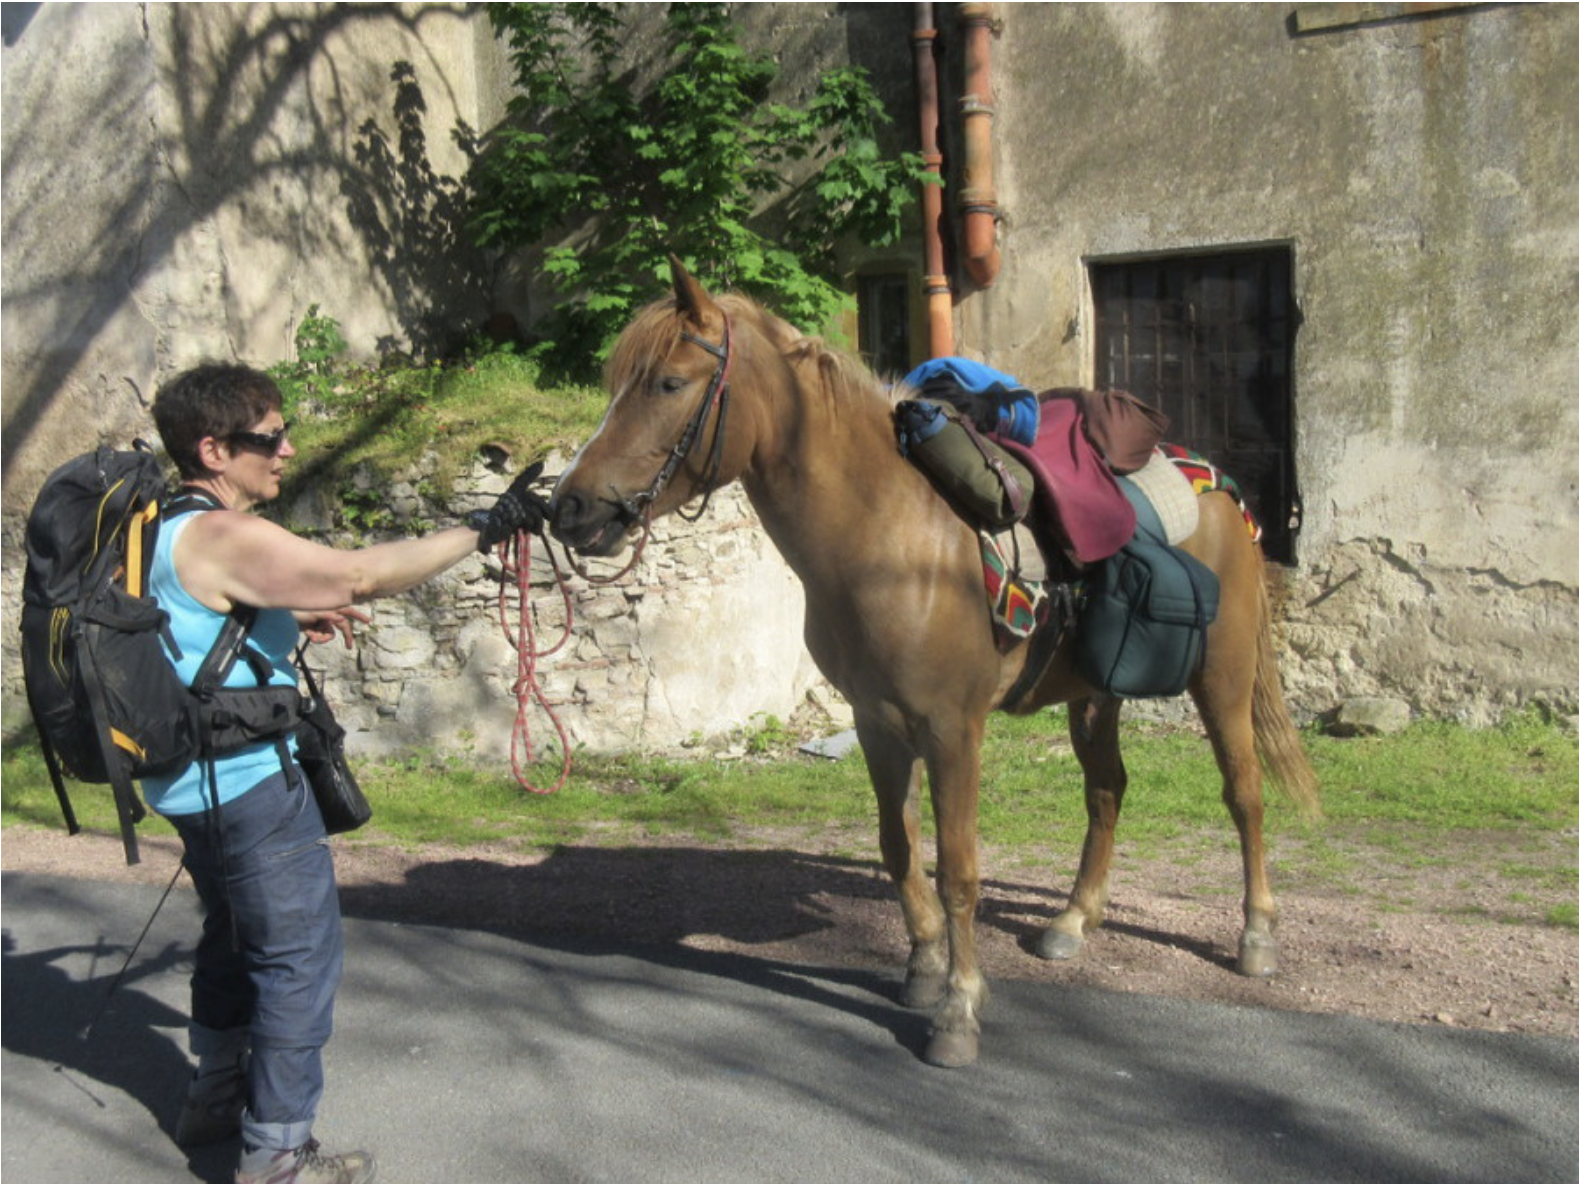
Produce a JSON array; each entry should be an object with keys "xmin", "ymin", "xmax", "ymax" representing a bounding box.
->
[{"xmin": 1156, "ymin": 443, "xmax": 1262, "ymax": 543}]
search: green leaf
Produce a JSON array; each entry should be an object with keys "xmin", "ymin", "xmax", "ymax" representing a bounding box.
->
[{"xmin": 465, "ymin": 3, "xmax": 919, "ymax": 378}]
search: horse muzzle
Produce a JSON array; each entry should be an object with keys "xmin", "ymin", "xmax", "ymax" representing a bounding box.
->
[{"xmin": 549, "ymin": 487, "xmax": 642, "ymax": 557}]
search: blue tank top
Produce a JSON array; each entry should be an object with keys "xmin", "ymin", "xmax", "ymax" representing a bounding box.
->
[{"xmin": 140, "ymin": 512, "xmax": 302, "ymax": 816}]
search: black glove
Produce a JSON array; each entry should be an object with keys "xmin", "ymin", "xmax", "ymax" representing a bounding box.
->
[{"xmin": 469, "ymin": 462, "xmax": 549, "ymax": 551}]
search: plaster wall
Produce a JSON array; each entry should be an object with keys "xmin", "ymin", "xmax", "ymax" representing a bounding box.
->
[
  {"xmin": 2, "ymin": 2, "xmax": 1575, "ymax": 740},
  {"xmin": 2, "ymin": 2, "xmax": 490, "ymax": 517},
  {"xmin": 0, "ymin": 2, "xmax": 826, "ymax": 753},
  {"xmin": 963, "ymin": 2, "xmax": 1578, "ymax": 719}
]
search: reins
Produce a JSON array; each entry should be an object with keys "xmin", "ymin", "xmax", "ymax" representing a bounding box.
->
[
  {"xmin": 494, "ymin": 316, "xmax": 734, "ymax": 793},
  {"xmin": 492, "ymin": 514, "xmax": 654, "ymax": 795},
  {"xmin": 494, "ymin": 526, "xmax": 574, "ymax": 794}
]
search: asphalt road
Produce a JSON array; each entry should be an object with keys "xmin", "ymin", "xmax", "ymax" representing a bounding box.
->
[{"xmin": 2, "ymin": 872, "xmax": 1575, "ymax": 1183}]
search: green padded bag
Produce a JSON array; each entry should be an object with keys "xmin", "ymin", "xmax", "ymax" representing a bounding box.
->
[
  {"xmin": 895, "ymin": 398, "xmax": 1033, "ymax": 532},
  {"xmin": 1074, "ymin": 479, "xmax": 1220, "ymax": 698}
]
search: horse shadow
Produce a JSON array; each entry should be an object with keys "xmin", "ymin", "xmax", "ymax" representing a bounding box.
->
[
  {"xmin": 0, "ymin": 928, "xmax": 238, "ymax": 1182},
  {"xmin": 334, "ymin": 843, "xmax": 1232, "ymax": 1055},
  {"xmin": 338, "ymin": 844, "xmax": 927, "ymax": 1052}
]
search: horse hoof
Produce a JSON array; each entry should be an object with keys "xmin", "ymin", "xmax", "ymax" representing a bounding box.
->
[
  {"xmin": 924, "ymin": 1029, "xmax": 979, "ymax": 1068},
  {"xmin": 1237, "ymin": 934, "xmax": 1279, "ymax": 978},
  {"xmin": 1034, "ymin": 928, "xmax": 1085, "ymax": 962},
  {"xmin": 900, "ymin": 971, "xmax": 948, "ymax": 1010}
]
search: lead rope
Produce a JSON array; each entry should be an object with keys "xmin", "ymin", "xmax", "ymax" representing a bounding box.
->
[
  {"xmin": 495, "ymin": 527, "xmax": 573, "ymax": 794},
  {"xmin": 491, "ymin": 505, "xmax": 659, "ymax": 794}
]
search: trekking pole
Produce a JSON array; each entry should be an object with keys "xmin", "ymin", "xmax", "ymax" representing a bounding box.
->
[{"xmin": 76, "ymin": 862, "xmax": 184, "ymax": 1043}]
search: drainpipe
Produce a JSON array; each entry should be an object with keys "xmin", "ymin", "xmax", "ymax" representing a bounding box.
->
[
  {"xmin": 959, "ymin": 2, "xmax": 1001, "ymax": 289},
  {"xmin": 912, "ymin": 3, "xmax": 953, "ymax": 357}
]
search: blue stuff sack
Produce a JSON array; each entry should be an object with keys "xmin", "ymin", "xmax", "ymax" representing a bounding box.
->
[{"xmin": 1074, "ymin": 479, "xmax": 1220, "ymax": 698}]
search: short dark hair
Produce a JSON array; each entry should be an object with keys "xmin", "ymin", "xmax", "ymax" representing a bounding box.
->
[{"xmin": 152, "ymin": 364, "xmax": 283, "ymax": 479}]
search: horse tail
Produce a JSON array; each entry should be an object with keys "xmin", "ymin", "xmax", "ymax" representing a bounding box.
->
[{"xmin": 1251, "ymin": 567, "xmax": 1322, "ymax": 819}]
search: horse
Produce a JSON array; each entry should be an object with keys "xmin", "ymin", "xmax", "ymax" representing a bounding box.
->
[{"xmin": 548, "ymin": 257, "xmax": 1320, "ymax": 1068}]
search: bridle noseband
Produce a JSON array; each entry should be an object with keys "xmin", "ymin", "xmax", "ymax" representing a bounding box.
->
[{"xmin": 613, "ymin": 317, "xmax": 733, "ymax": 526}]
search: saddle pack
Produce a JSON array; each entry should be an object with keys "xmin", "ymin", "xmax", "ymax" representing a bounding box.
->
[
  {"xmin": 1073, "ymin": 478, "xmax": 1221, "ymax": 698},
  {"xmin": 19, "ymin": 445, "xmax": 305, "ymax": 864},
  {"xmin": 894, "ymin": 398, "xmax": 1034, "ymax": 532},
  {"xmin": 893, "ymin": 367, "xmax": 1231, "ymax": 700}
]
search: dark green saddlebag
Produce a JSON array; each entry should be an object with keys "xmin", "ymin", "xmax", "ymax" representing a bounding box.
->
[{"xmin": 1074, "ymin": 479, "xmax": 1219, "ymax": 698}]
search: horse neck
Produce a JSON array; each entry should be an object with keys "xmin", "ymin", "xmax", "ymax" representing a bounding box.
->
[{"xmin": 734, "ymin": 348, "xmax": 918, "ymax": 582}]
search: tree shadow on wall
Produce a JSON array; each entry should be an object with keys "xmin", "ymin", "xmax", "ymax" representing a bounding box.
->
[
  {"xmin": 2, "ymin": 3, "xmax": 482, "ymax": 482},
  {"xmin": 342, "ymin": 60, "xmax": 485, "ymax": 361}
]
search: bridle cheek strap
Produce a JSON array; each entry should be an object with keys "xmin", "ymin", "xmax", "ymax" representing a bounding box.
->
[{"xmin": 618, "ymin": 318, "xmax": 733, "ymax": 524}]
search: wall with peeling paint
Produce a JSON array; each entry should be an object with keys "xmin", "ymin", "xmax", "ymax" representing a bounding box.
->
[
  {"xmin": 1, "ymin": 3, "xmax": 494, "ymax": 518},
  {"xmin": 2, "ymin": 3, "xmax": 1575, "ymax": 735},
  {"xmin": 957, "ymin": 2, "xmax": 1577, "ymax": 721}
]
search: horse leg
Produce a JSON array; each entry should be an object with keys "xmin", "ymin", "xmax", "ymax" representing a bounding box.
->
[
  {"xmin": 857, "ymin": 718, "xmax": 949, "ymax": 1010},
  {"xmin": 1194, "ymin": 686, "xmax": 1280, "ymax": 977},
  {"xmin": 1036, "ymin": 696, "xmax": 1125, "ymax": 962},
  {"xmin": 921, "ymin": 720, "xmax": 991, "ymax": 1068}
]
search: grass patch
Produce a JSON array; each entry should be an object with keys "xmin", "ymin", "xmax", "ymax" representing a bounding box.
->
[
  {"xmin": 1545, "ymin": 902, "xmax": 1579, "ymax": 929},
  {"xmin": 274, "ymin": 346, "xmax": 609, "ymax": 534},
  {"xmin": 6, "ymin": 710, "xmax": 1573, "ymax": 872},
  {"xmin": 0, "ymin": 739, "xmax": 878, "ymax": 856}
]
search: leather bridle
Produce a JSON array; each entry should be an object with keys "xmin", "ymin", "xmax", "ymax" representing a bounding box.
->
[{"xmin": 612, "ymin": 317, "xmax": 733, "ymax": 526}]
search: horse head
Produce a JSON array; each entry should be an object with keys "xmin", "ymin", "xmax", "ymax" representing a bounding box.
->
[{"xmin": 550, "ymin": 258, "xmax": 753, "ymax": 557}]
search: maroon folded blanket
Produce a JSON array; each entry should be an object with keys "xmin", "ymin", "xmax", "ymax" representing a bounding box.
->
[{"xmin": 994, "ymin": 389, "xmax": 1168, "ymax": 564}]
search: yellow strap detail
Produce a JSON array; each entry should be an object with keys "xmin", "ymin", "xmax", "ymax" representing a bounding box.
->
[
  {"xmin": 110, "ymin": 728, "xmax": 148, "ymax": 761},
  {"xmin": 126, "ymin": 500, "xmax": 158, "ymax": 598},
  {"xmin": 49, "ymin": 609, "xmax": 71, "ymax": 682},
  {"xmin": 89, "ymin": 478, "xmax": 128, "ymax": 575}
]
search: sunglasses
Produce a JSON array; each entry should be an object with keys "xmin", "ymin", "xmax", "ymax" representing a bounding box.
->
[{"xmin": 227, "ymin": 422, "xmax": 292, "ymax": 453}]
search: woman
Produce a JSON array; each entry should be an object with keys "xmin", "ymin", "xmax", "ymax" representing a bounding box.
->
[{"xmin": 147, "ymin": 363, "xmax": 544, "ymax": 1184}]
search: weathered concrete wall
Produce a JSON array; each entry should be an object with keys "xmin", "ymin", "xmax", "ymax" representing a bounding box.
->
[
  {"xmin": 2, "ymin": 2, "xmax": 491, "ymax": 518},
  {"xmin": 3, "ymin": 2, "xmax": 1575, "ymax": 738},
  {"xmin": 963, "ymin": 2, "xmax": 1578, "ymax": 721},
  {"xmin": 0, "ymin": 2, "xmax": 831, "ymax": 754}
]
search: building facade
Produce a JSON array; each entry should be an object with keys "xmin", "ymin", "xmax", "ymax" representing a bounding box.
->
[{"xmin": 3, "ymin": 3, "xmax": 1576, "ymax": 743}]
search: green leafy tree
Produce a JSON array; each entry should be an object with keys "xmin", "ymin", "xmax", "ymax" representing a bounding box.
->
[{"xmin": 469, "ymin": 2, "xmax": 924, "ymax": 377}]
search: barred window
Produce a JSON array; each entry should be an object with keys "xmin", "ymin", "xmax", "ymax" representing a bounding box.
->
[
  {"xmin": 1092, "ymin": 247, "xmax": 1300, "ymax": 564},
  {"xmin": 857, "ymin": 272, "xmax": 913, "ymax": 380}
]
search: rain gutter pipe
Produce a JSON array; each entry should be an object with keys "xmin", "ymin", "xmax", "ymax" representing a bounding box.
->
[
  {"xmin": 959, "ymin": 2, "xmax": 1001, "ymax": 289},
  {"xmin": 912, "ymin": 3, "xmax": 953, "ymax": 357}
]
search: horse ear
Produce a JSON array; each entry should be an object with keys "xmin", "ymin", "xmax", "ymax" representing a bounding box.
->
[{"xmin": 669, "ymin": 255, "xmax": 718, "ymax": 328}]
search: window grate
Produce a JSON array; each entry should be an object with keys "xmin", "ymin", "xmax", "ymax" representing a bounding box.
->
[
  {"xmin": 857, "ymin": 273, "xmax": 913, "ymax": 380},
  {"xmin": 1092, "ymin": 248, "xmax": 1300, "ymax": 564}
]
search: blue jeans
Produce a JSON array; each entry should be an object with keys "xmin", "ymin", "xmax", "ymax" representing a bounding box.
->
[{"xmin": 171, "ymin": 766, "xmax": 344, "ymax": 1152}]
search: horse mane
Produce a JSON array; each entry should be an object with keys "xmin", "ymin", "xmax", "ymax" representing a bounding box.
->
[
  {"xmin": 605, "ymin": 290, "xmax": 896, "ymax": 413},
  {"xmin": 777, "ymin": 321, "xmax": 899, "ymax": 411}
]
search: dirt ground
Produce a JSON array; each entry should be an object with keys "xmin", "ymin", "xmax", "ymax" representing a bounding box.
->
[{"xmin": 4, "ymin": 820, "xmax": 1575, "ymax": 1040}]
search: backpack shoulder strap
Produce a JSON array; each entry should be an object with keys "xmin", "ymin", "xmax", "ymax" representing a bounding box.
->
[
  {"xmin": 164, "ymin": 485, "xmax": 226, "ymax": 519},
  {"xmin": 162, "ymin": 488, "xmax": 266, "ymax": 696},
  {"xmin": 191, "ymin": 605, "xmax": 260, "ymax": 698}
]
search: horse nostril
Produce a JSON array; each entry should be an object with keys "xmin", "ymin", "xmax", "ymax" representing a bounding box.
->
[{"xmin": 549, "ymin": 489, "xmax": 587, "ymax": 535}]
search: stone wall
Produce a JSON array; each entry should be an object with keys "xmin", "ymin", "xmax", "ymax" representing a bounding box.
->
[
  {"xmin": 3, "ymin": 3, "xmax": 1575, "ymax": 735},
  {"xmin": 240, "ymin": 462, "xmax": 825, "ymax": 761}
]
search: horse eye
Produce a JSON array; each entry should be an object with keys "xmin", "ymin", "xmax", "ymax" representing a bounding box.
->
[{"xmin": 657, "ymin": 375, "xmax": 688, "ymax": 396}]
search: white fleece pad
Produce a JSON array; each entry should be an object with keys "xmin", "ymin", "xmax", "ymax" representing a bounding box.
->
[{"xmin": 1125, "ymin": 450, "xmax": 1199, "ymax": 544}]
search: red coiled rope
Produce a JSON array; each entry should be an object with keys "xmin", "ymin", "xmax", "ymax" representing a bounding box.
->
[
  {"xmin": 496, "ymin": 528, "xmax": 573, "ymax": 794},
  {"xmin": 493, "ymin": 512, "xmax": 654, "ymax": 794}
]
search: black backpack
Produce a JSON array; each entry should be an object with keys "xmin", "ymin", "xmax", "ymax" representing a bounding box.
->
[{"xmin": 19, "ymin": 445, "xmax": 303, "ymax": 864}]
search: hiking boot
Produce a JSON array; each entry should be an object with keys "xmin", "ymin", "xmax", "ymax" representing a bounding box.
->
[
  {"xmin": 173, "ymin": 1068, "xmax": 247, "ymax": 1147},
  {"xmin": 235, "ymin": 1140, "xmax": 376, "ymax": 1184}
]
